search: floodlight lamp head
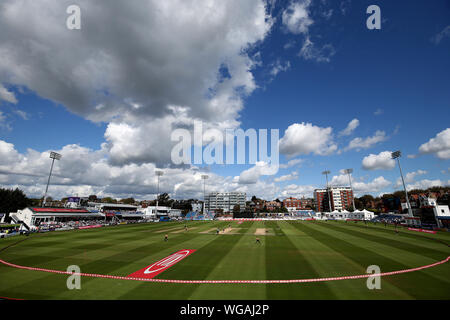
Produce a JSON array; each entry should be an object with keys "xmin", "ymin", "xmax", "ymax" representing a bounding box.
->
[
  {"xmin": 322, "ymin": 170, "xmax": 330, "ymax": 175},
  {"xmin": 391, "ymin": 151, "xmax": 401, "ymax": 159},
  {"xmin": 155, "ymin": 170, "xmax": 164, "ymax": 176},
  {"xmin": 344, "ymin": 168, "xmax": 353, "ymax": 174},
  {"xmin": 49, "ymin": 151, "xmax": 62, "ymax": 160},
  {"xmin": 201, "ymin": 175, "xmax": 209, "ymax": 180}
]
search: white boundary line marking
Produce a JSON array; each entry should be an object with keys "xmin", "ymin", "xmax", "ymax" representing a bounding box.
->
[{"xmin": 0, "ymin": 256, "xmax": 448, "ymax": 284}]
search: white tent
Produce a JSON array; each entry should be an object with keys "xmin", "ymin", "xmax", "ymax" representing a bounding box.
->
[{"xmin": 361, "ymin": 209, "xmax": 375, "ymax": 220}]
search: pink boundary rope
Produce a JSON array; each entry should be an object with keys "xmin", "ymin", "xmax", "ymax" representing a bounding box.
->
[{"xmin": 0, "ymin": 256, "xmax": 448, "ymax": 284}]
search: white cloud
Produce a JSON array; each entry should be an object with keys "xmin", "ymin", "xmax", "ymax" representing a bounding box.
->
[
  {"xmin": 279, "ymin": 122, "xmax": 337, "ymax": 157},
  {"xmin": 0, "ymin": 111, "xmax": 12, "ymax": 131},
  {"xmin": 406, "ymin": 179, "xmax": 450, "ymax": 191},
  {"xmin": 0, "ymin": 0, "xmax": 274, "ymax": 166},
  {"xmin": 431, "ymin": 25, "xmax": 450, "ymax": 44},
  {"xmin": 0, "ymin": 0, "xmax": 272, "ymax": 123},
  {"xmin": 374, "ymin": 108, "xmax": 383, "ymax": 116},
  {"xmin": 279, "ymin": 158, "xmax": 303, "ymax": 169},
  {"xmin": 0, "ymin": 139, "xmax": 284, "ymax": 201},
  {"xmin": 329, "ymin": 174, "xmax": 390, "ymax": 195},
  {"xmin": 299, "ymin": 36, "xmax": 335, "ymax": 63},
  {"xmin": 395, "ymin": 170, "xmax": 427, "ymax": 187},
  {"xmin": 269, "ymin": 59, "xmax": 291, "ymax": 77},
  {"xmin": 0, "ymin": 84, "xmax": 17, "ymax": 104},
  {"xmin": 346, "ymin": 130, "xmax": 387, "ymax": 151},
  {"xmin": 13, "ymin": 109, "xmax": 29, "ymax": 120},
  {"xmin": 329, "ymin": 173, "xmax": 391, "ymax": 195},
  {"xmin": 280, "ymin": 183, "xmax": 315, "ymax": 198},
  {"xmin": 282, "ymin": 0, "xmax": 313, "ymax": 35},
  {"xmin": 362, "ymin": 151, "xmax": 396, "ymax": 170},
  {"xmin": 238, "ymin": 161, "xmax": 278, "ymax": 185},
  {"xmin": 274, "ymin": 171, "xmax": 298, "ymax": 182},
  {"xmin": 339, "ymin": 118, "xmax": 359, "ymax": 136},
  {"xmin": 352, "ymin": 176, "xmax": 391, "ymax": 195},
  {"xmin": 418, "ymin": 128, "xmax": 450, "ymax": 160}
]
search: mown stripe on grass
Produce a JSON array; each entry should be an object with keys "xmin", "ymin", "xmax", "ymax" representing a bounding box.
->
[
  {"xmin": 189, "ymin": 221, "xmax": 267, "ymax": 299},
  {"xmin": 317, "ymin": 222, "xmax": 448, "ymax": 261},
  {"xmin": 1, "ymin": 223, "xmax": 224, "ymax": 299},
  {"xmin": 309, "ymin": 222, "xmax": 450, "ymax": 287},
  {"xmin": 117, "ymin": 222, "xmax": 244, "ymax": 299},
  {"xmin": 265, "ymin": 221, "xmax": 335, "ymax": 299},
  {"xmin": 337, "ymin": 221, "xmax": 450, "ymax": 251},
  {"xmin": 296, "ymin": 222, "xmax": 449, "ymax": 299}
]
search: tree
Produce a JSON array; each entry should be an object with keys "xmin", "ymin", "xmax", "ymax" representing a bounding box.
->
[
  {"xmin": 157, "ymin": 193, "xmax": 173, "ymax": 207},
  {"xmin": 393, "ymin": 191, "xmax": 405, "ymax": 200},
  {"xmin": 233, "ymin": 205, "xmax": 241, "ymax": 214},
  {"xmin": 88, "ymin": 195, "xmax": 98, "ymax": 202},
  {"xmin": 120, "ymin": 197, "xmax": 136, "ymax": 205},
  {"xmin": 0, "ymin": 188, "xmax": 30, "ymax": 223},
  {"xmin": 102, "ymin": 197, "xmax": 113, "ymax": 203}
]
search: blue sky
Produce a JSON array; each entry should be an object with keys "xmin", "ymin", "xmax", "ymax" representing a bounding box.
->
[{"xmin": 0, "ymin": 0, "xmax": 449, "ymax": 200}]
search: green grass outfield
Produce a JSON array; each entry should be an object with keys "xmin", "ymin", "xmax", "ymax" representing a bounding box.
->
[{"xmin": 0, "ymin": 220, "xmax": 449, "ymax": 300}]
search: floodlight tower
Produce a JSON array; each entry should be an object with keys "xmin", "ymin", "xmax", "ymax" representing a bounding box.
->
[
  {"xmin": 42, "ymin": 151, "xmax": 62, "ymax": 207},
  {"xmin": 343, "ymin": 168, "xmax": 356, "ymax": 211},
  {"xmin": 322, "ymin": 170, "xmax": 333, "ymax": 212},
  {"xmin": 155, "ymin": 170, "xmax": 164, "ymax": 210},
  {"xmin": 391, "ymin": 151, "xmax": 413, "ymax": 217},
  {"xmin": 201, "ymin": 175, "xmax": 209, "ymax": 213}
]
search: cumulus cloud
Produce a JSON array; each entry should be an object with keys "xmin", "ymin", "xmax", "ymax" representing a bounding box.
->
[
  {"xmin": 282, "ymin": 0, "xmax": 313, "ymax": 35},
  {"xmin": 269, "ymin": 59, "xmax": 291, "ymax": 77},
  {"xmin": 352, "ymin": 176, "xmax": 391, "ymax": 194},
  {"xmin": 339, "ymin": 118, "xmax": 359, "ymax": 136},
  {"xmin": 299, "ymin": 36, "xmax": 335, "ymax": 63},
  {"xmin": 274, "ymin": 171, "xmax": 298, "ymax": 182},
  {"xmin": 238, "ymin": 161, "xmax": 278, "ymax": 184},
  {"xmin": 362, "ymin": 151, "xmax": 396, "ymax": 170},
  {"xmin": 0, "ymin": 111, "xmax": 12, "ymax": 131},
  {"xmin": 346, "ymin": 130, "xmax": 387, "ymax": 151},
  {"xmin": 418, "ymin": 128, "xmax": 450, "ymax": 160},
  {"xmin": 0, "ymin": 0, "xmax": 272, "ymax": 122},
  {"xmin": 406, "ymin": 179, "xmax": 450, "ymax": 191},
  {"xmin": 395, "ymin": 170, "xmax": 427, "ymax": 187},
  {"xmin": 0, "ymin": 84, "xmax": 17, "ymax": 104},
  {"xmin": 279, "ymin": 158, "xmax": 303, "ymax": 169},
  {"xmin": 0, "ymin": 139, "xmax": 285, "ymax": 200},
  {"xmin": 0, "ymin": 0, "xmax": 274, "ymax": 166},
  {"xmin": 279, "ymin": 122, "xmax": 337, "ymax": 157},
  {"xmin": 280, "ymin": 183, "xmax": 315, "ymax": 198}
]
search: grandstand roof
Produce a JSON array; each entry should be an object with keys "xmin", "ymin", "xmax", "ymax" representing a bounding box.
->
[
  {"xmin": 28, "ymin": 207, "xmax": 102, "ymax": 217},
  {"xmin": 31, "ymin": 207, "xmax": 90, "ymax": 213}
]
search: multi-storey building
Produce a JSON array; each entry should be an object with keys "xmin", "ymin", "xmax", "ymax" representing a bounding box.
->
[
  {"xmin": 205, "ymin": 192, "xmax": 246, "ymax": 213},
  {"xmin": 314, "ymin": 187, "xmax": 354, "ymax": 212},
  {"xmin": 265, "ymin": 201, "xmax": 282, "ymax": 211},
  {"xmin": 283, "ymin": 197, "xmax": 313, "ymax": 211}
]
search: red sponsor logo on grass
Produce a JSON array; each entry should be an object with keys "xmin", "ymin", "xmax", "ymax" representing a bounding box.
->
[{"xmin": 127, "ymin": 249, "xmax": 196, "ymax": 279}]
